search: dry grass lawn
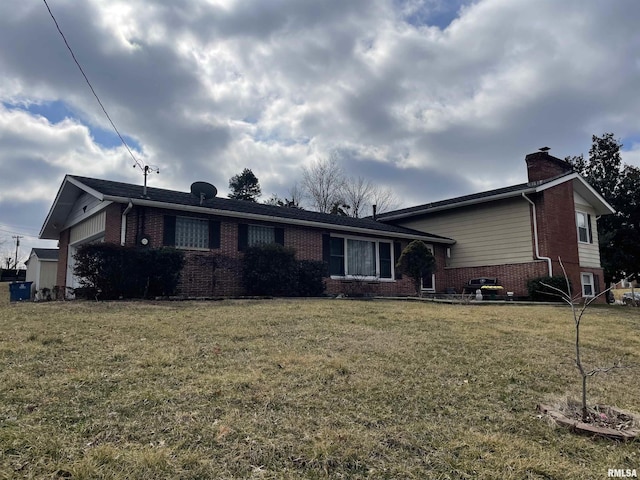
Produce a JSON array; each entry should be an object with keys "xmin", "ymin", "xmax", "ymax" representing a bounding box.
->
[{"xmin": 1, "ymin": 282, "xmax": 639, "ymax": 479}]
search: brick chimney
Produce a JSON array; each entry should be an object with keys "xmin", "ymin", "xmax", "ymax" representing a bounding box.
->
[{"xmin": 525, "ymin": 148, "xmax": 574, "ymax": 182}]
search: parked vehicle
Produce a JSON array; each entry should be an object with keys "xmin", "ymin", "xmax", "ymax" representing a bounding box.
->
[{"xmin": 622, "ymin": 292, "xmax": 640, "ymax": 306}]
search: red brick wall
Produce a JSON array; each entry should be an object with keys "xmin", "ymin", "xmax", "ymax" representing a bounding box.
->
[
  {"xmin": 56, "ymin": 229, "xmax": 70, "ymax": 288},
  {"xmin": 117, "ymin": 207, "xmax": 448, "ymax": 297},
  {"xmin": 525, "ymin": 152, "xmax": 573, "ymax": 182},
  {"xmin": 440, "ymin": 261, "xmax": 548, "ymax": 296}
]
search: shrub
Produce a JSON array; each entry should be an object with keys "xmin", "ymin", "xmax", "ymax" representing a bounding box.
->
[
  {"xmin": 527, "ymin": 275, "xmax": 572, "ymax": 301},
  {"xmin": 296, "ymin": 260, "xmax": 327, "ymax": 297},
  {"xmin": 73, "ymin": 244, "xmax": 184, "ymax": 299},
  {"xmin": 242, "ymin": 244, "xmax": 327, "ymax": 296},
  {"xmin": 242, "ymin": 244, "xmax": 298, "ymax": 296},
  {"xmin": 396, "ymin": 240, "xmax": 436, "ymax": 296}
]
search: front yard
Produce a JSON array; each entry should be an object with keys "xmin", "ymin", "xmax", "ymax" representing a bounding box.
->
[{"xmin": 1, "ymin": 286, "xmax": 639, "ymax": 479}]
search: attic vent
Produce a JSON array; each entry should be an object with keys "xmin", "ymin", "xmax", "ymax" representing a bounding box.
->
[{"xmin": 190, "ymin": 182, "xmax": 217, "ymax": 205}]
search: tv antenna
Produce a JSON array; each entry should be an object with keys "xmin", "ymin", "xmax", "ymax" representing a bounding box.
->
[{"xmin": 135, "ymin": 164, "xmax": 160, "ymax": 196}]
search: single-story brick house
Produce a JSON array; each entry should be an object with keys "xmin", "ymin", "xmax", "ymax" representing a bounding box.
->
[
  {"xmin": 39, "ymin": 175, "xmax": 455, "ymax": 297},
  {"xmin": 39, "ymin": 150, "xmax": 614, "ymax": 299}
]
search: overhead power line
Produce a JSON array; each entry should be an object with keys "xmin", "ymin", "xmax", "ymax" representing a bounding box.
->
[{"xmin": 42, "ymin": 0, "xmax": 148, "ymax": 172}]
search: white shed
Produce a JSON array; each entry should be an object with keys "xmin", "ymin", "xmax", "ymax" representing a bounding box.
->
[{"xmin": 25, "ymin": 248, "xmax": 59, "ymax": 298}]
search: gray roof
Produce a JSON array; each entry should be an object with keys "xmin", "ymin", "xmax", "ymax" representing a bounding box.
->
[
  {"xmin": 47, "ymin": 175, "xmax": 455, "ymax": 243},
  {"xmin": 377, "ymin": 172, "xmax": 615, "ymax": 221},
  {"xmin": 31, "ymin": 248, "xmax": 59, "ymax": 261}
]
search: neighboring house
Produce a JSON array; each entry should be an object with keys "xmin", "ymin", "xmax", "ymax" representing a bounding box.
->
[
  {"xmin": 25, "ymin": 248, "xmax": 59, "ymax": 297},
  {"xmin": 39, "ymin": 176, "xmax": 454, "ymax": 298},
  {"xmin": 39, "ymin": 150, "xmax": 614, "ymax": 300},
  {"xmin": 376, "ymin": 151, "xmax": 615, "ymax": 300}
]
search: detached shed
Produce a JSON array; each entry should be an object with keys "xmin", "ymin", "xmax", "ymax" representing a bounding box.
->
[{"xmin": 25, "ymin": 248, "xmax": 59, "ymax": 298}]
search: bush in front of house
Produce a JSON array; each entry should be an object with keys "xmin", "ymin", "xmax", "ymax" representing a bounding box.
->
[
  {"xmin": 527, "ymin": 275, "xmax": 572, "ymax": 301},
  {"xmin": 241, "ymin": 244, "xmax": 326, "ymax": 296},
  {"xmin": 73, "ymin": 244, "xmax": 184, "ymax": 299},
  {"xmin": 296, "ymin": 260, "xmax": 327, "ymax": 297}
]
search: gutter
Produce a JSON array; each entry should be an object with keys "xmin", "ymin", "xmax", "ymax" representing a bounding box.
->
[
  {"xmin": 120, "ymin": 200, "xmax": 133, "ymax": 246},
  {"xmin": 521, "ymin": 193, "xmax": 553, "ymax": 276}
]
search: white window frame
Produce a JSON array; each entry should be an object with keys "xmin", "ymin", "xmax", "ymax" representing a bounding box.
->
[
  {"xmin": 576, "ymin": 211, "xmax": 591, "ymax": 244},
  {"xmin": 329, "ymin": 235, "xmax": 395, "ymax": 281},
  {"xmin": 581, "ymin": 272, "xmax": 595, "ymax": 297},
  {"xmin": 175, "ymin": 216, "xmax": 209, "ymax": 250}
]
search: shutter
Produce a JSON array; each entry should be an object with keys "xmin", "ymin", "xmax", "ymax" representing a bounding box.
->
[
  {"xmin": 594, "ymin": 274, "xmax": 600, "ymax": 295},
  {"xmin": 163, "ymin": 215, "xmax": 176, "ymax": 247},
  {"xmin": 394, "ymin": 241, "xmax": 403, "ymax": 279},
  {"xmin": 587, "ymin": 214, "xmax": 593, "ymax": 243},
  {"xmin": 275, "ymin": 227, "xmax": 285, "ymax": 246},
  {"xmin": 209, "ymin": 220, "xmax": 221, "ymax": 249},
  {"xmin": 322, "ymin": 234, "xmax": 331, "ymax": 277},
  {"xmin": 238, "ymin": 224, "xmax": 248, "ymax": 251}
]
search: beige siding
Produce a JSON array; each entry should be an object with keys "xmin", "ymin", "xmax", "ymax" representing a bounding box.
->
[
  {"xmin": 399, "ymin": 198, "xmax": 533, "ymax": 268},
  {"xmin": 574, "ymin": 192, "xmax": 601, "ymax": 268},
  {"xmin": 40, "ymin": 261, "xmax": 58, "ymax": 290},
  {"xmin": 70, "ymin": 211, "xmax": 106, "ymax": 244}
]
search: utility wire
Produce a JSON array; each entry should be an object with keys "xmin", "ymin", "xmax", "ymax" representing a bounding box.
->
[{"xmin": 42, "ymin": 0, "xmax": 145, "ymax": 171}]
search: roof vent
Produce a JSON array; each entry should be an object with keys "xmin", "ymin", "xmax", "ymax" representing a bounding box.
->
[
  {"xmin": 538, "ymin": 146, "xmax": 550, "ymax": 154},
  {"xmin": 190, "ymin": 182, "xmax": 217, "ymax": 205}
]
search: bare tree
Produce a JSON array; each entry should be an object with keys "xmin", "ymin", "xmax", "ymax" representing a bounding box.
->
[
  {"xmin": 541, "ymin": 258, "xmax": 634, "ymax": 422},
  {"xmin": 301, "ymin": 154, "xmax": 346, "ymax": 213},
  {"xmin": 371, "ymin": 184, "xmax": 400, "ymax": 215},
  {"xmin": 342, "ymin": 176, "xmax": 374, "ymax": 218}
]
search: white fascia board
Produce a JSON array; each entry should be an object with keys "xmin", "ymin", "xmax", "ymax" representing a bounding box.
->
[
  {"xmin": 104, "ymin": 195, "xmax": 456, "ymax": 244},
  {"xmin": 66, "ymin": 176, "xmax": 106, "ymax": 201},
  {"xmin": 534, "ymin": 173, "xmax": 615, "ymax": 215}
]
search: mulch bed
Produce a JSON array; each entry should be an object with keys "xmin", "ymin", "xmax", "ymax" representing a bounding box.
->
[{"xmin": 538, "ymin": 401, "xmax": 640, "ymax": 441}]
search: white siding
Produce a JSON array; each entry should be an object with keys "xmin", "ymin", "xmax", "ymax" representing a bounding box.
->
[
  {"xmin": 70, "ymin": 211, "xmax": 106, "ymax": 244},
  {"xmin": 64, "ymin": 192, "xmax": 109, "ymax": 229},
  {"xmin": 399, "ymin": 198, "xmax": 534, "ymax": 268},
  {"xmin": 574, "ymin": 192, "xmax": 601, "ymax": 268}
]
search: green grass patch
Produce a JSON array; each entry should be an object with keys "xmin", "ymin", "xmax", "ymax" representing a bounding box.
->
[{"xmin": 1, "ymin": 289, "xmax": 639, "ymax": 478}]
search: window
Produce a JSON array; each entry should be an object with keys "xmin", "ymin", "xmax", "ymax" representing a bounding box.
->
[
  {"xmin": 248, "ymin": 225, "xmax": 275, "ymax": 247},
  {"xmin": 175, "ymin": 217, "xmax": 208, "ymax": 249},
  {"xmin": 163, "ymin": 215, "xmax": 220, "ymax": 249},
  {"xmin": 581, "ymin": 272, "xmax": 594, "ymax": 297},
  {"xmin": 328, "ymin": 236, "xmax": 393, "ymax": 279},
  {"xmin": 576, "ymin": 212, "xmax": 592, "ymax": 243},
  {"xmin": 329, "ymin": 237, "xmax": 345, "ymax": 276},
  {"xmin": 238, "ymin": 224, "xmax": 284, "ymax": 251}
]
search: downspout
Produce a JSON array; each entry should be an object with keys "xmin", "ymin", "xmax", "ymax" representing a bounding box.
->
[
  {"xmin": 522, "ymin": 193, "xmax": 553, "ymax": 276},
  {"xmin": 121, "ymin": 200, "xmax": 133, "ymax": 246}
]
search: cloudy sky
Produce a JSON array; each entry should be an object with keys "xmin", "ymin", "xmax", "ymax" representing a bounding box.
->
[{"xmin": 1, "ymin": 0, "xmax": 640, "ymax": 264}]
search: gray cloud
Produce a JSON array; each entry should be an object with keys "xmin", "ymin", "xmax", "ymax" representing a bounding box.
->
[{"xmin": 1, "ymin": 0, "xmax": 640, "ymax": 261}]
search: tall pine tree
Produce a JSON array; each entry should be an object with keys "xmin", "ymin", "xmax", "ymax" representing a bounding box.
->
[{"xmin": 228, "ymin": 168, "xmax": 261, "ymax": 202}]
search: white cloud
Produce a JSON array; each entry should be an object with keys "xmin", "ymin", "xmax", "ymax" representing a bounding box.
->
[{"xmin": 1, "ymin": 0, "xmax": 640, "ymax": 248}]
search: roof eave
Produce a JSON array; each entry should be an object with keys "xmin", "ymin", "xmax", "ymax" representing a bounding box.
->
[
  {"xmin": 377, "ymin": 187, "xmax": 537, "ymax": 221},
  {"xmin": 102, "ymin": 195, "xmax": 456, "ymax": 244}
]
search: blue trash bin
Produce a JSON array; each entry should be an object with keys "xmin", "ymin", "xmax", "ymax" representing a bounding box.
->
[{"xmin": 9, "ymin": 282, "xmax": 33, "ymax": 302}]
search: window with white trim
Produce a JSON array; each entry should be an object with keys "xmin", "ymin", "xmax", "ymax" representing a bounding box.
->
[
  {"xmin": 329, "ymin": 236, "xmax": 393, "ymax": 279},
  {"xmin": 576, "ymin": 211, "xmax": 592, "ymax": 244},
  {"xmin": 176, "ymin": 217, "xmax": 209, "ymax": 249},
  {"xmin": 581, "ymin": 272, "xmax": 594, "ymax": 297}
]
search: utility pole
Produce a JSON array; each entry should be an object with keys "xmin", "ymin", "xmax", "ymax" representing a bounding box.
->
[{"xmin": 12, "ymin": 235, "xmax": 22, "ymax": 271}]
